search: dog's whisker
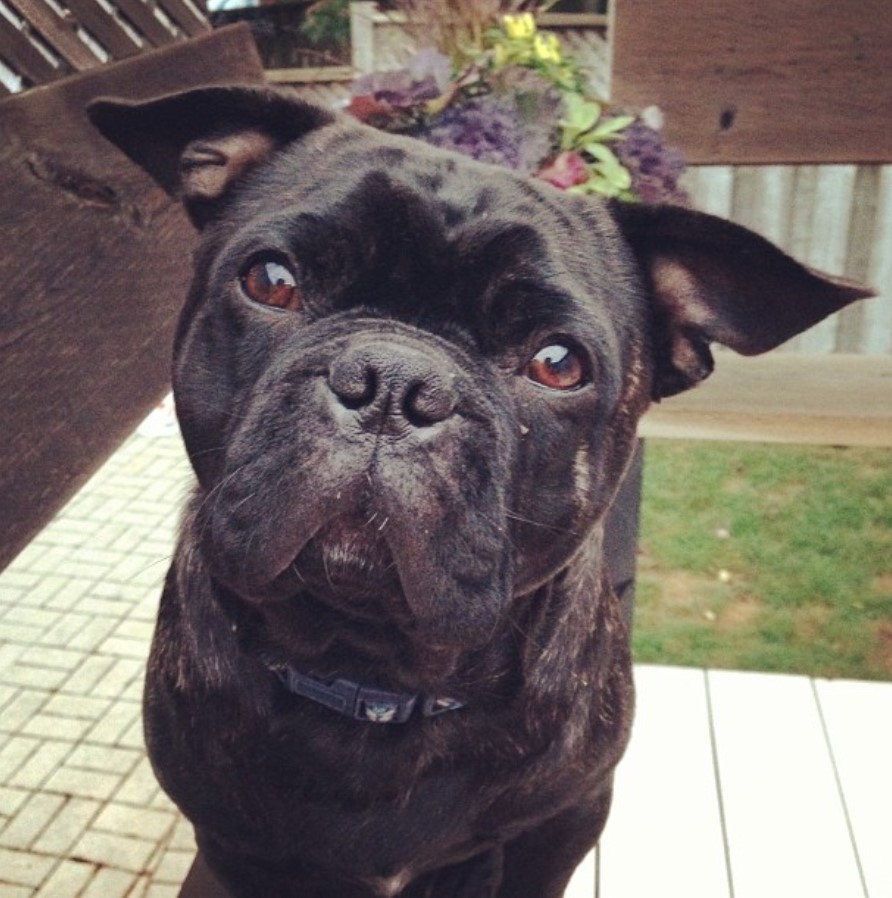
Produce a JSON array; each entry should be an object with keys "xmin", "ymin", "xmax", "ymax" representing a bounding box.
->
[
  {"xmin": 240, "ymin": 527, "xmax": 263, "ymax": 593},
  {"xmin": 187, "ymin": 444, "xmax": 226, "ymax": 461},
  {"xmin": 504, "ymin": 509, "xmax": 567, "ymax": 535},
  {"xmin": 321, "ymin": 549, "xmax": 335, "ymax": 591}
]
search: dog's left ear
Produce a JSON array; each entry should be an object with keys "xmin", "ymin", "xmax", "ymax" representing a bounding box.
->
[
  {"xmin": 612, "ymin": 202, "xmax": 874, "ymax": 398},
  {"xmin": 88, "ymin": 85, "xmax": 335, "ymax": 228}
]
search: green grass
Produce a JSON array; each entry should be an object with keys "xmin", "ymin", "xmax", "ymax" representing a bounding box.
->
[{"xmin": 633, "ymin": 441, "xmax": 892, "ymax": 681}]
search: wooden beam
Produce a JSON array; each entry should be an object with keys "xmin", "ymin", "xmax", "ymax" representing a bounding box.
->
[
  {"xmin": 538, "ymin": 13, "xmax": 608, "ymax": 29},
  {"xmin": 640, "ymin": 354, "xmax": 892, "ymax": 447},
  {"xmin": 0, "ymin": 24, "xmax": 265, "ymax": 575},
  {"xmin": 0, "ymin": 16, "xmax": 64, "ymax": 85},
  {"xmin": 10, "ymin": 0, "xmax": 101, "ymax": 73},
  {"xmin": 62, "ymin": 0, "xmax": 143, "ymax": 59},
  {"xmin": 113, "ymin": 0, "xmax": 179, "ymax": 47},
  {"xmin": 611, "ymin": 0, "xmax": 892, "ymax": 165},
  {"xmin": 158, "ymin": 0, "xmax": 211, "ymax": 38},
  {"xmin": 265, "ymin": 65, "xmax": 354, "ymax": 84}
]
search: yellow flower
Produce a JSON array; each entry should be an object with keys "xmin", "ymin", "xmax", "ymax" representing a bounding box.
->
[
  {"xmin": 503, "ymin": 12, "xmax": 536, "ymax": 40},
  {"xmin": 533, "ymin": 32, "xmax": 562, "ymax": 64}
]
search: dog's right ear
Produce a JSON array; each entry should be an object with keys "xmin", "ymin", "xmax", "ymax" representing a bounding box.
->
[{"xmin": 88, "ymin": 85, "xmax": 335, "ymax": 228}]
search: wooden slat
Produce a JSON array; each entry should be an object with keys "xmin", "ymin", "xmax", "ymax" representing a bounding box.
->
[
  {"xmin": 815, "ymin": 679, "xmax": 892, "ymax": 898},
  {"xmin": 684, "ymin": 166, "xmax": 734, "ymax": 218},
  {"xmin": 864, "ymin": 167, "xmax": 892, "ymax": 354},
  {"xmin": 10, "ymin": 0, "xmax": 101, "ymax": 71},
  {"xmin": 538, "ymin": 12, "xmax": 608, "ymax": 29},
  {"xmin": 0, "ymin": 23, "xmax": 265, "ymax": 575},
  {"xmin": 795, "ymin": 167, "xmax": 858, "ymax": 353},
  {"xmin": 157, "ymin": 0, "xmax": 209, "ymax": 38},
  {"xmin": 611, "ymin": 0, "xmax": 892, "ymax": 165},
  {"xmin": 639, "ymin": 354, "xmax": 892, "ymax": 447},
  {"xmin": 265, "ymin": 65, "xmax": 354, "ymax": 85},
  {"xmin": 0, "ymin": 16, "xmax": 63, "ymax": 84},
  {"xmin": 729, "ymin": 165, "xmax": 794, "ymax": 246},
  {"xmin": 707, "ymin": 670, "xmax": 864, "ymax": 898},
  {"xmin": 63, "ymin": 0, "xmax": 143, "ymax": 58},
  {"xmin": 599, "ymin": 665, "xmax": 730, "ymax": 897},
  {"xmin": 112, "ymin": 0, "xmax": 178, "ymax": 47}
]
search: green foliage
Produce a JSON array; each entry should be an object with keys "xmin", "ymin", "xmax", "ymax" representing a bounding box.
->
[
  {"xmin": 300, "ymin": 0, "xmax": 351, "ymax": 50},
  {"xmin": 482, "ymin": 16, "xmax": 638, "ymax": 197}
]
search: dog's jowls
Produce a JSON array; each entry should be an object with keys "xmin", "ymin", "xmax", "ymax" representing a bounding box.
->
[{"xmin": 89, "ymin": 86, "xmax": 870, "ymax": 898}]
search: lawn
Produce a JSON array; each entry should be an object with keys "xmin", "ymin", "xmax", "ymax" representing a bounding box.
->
[{"xmin": 633, "ymin": 441, "xmax": 892, "ymax": 681}]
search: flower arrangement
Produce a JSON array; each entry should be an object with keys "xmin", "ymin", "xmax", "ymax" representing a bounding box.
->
[{"xmin": 346, "ymin": 6, "xmax": 688, "ymax": 204}]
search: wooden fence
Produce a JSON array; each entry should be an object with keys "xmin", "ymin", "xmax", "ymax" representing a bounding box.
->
[{"xmin": 685, "ymin": 165, "xmax": 892, "ymax": 356}]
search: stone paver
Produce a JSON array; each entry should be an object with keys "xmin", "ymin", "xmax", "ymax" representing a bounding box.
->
[{"xmin": 0, "ymin": 422, "xmax": 197, "ymax": 897}]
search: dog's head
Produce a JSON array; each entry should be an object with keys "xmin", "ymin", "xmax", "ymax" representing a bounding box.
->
[{"xmin": 90, "ymin": 86, "xmax": 869, "ymax": 652}]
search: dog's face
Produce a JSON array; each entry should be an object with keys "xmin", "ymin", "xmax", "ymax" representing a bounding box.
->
[{"xmin": 90, "ymin": 87, "xmax": 869, "ymax": 658}]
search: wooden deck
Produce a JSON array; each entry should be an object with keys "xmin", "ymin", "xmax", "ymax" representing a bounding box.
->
[{"xmin": 566, "ymin": 665, "xmax": 892, "ymax": 898}]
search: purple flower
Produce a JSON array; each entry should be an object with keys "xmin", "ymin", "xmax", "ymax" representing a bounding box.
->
[
  {"xmin": 614, "ymin": 118, "xmax": 689, "ymax": 205},
  {"xmin": 420, "ymin": 95, "xmax": 520, "ymax": 168},
  {"xmin": 351, "ymin": 50, "xmax": 452, "ymax": 108}
]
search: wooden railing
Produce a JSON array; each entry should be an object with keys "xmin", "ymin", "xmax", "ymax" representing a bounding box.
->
[
  {"xmin": 0, "ymin": 23, "xmax": 265, "ymax": 574},
  {"xmin": 0, "ymin": 0, "xmax": 209, "ymax": 93}
]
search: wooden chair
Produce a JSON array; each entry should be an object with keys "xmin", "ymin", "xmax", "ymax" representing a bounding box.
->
[{"xmin": 0, "ymin": 18, "xmax": 266, "ymax": 574}]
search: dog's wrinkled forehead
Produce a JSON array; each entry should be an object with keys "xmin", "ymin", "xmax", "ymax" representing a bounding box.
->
[{"xmin": 224, "ymin": 126, "xmax": 621, "ymax": 342}]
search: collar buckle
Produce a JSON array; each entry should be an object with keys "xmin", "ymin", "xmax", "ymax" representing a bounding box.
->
[{"xmin": 275, "ymin": 667, "xmax": 464, "ymax": 724}]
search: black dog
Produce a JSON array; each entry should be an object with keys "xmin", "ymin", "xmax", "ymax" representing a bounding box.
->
[{"xmin": 89, "ymin": 86, "xmax": 869, "ymax": 898}]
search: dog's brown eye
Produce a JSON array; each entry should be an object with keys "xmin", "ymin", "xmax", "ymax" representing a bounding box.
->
[
  {"xmin": 240, "ymin": 258, "xmax": 300, "ymax": 309},
  {"xmin": 525, "ymin": 344, "xmax": 587, "ymax": 391}
]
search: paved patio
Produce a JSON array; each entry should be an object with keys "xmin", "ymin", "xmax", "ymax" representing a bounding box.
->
[
  {"xmin": 2, "ymin": 416, "xmax": 890, "ymax": 898},
  {"xmin": 0, "ymin": 422, "xmax": 193, "ymax": 898}
]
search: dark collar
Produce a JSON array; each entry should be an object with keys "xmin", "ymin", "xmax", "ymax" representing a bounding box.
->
[{"xmin": 273, "ymin": 666, "xmax": 465, "ymax": 724}]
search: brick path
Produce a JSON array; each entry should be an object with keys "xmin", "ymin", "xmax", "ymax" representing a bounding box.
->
[{"xmin": 0, "ymin": 425, "xmax": 196, "ymax": 897}]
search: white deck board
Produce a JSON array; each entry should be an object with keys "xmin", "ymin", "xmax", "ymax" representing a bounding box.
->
[
  {"xmin": 564, "ymin": 848, "xmax": 597, "ymax": 898},
  {"xmin": 706, "ymin": 670, "xmax": 864, "ymax": 898},
  {"xmin": 815, "ymin": 678, "xmax": 892, "ymax": 898},
  {"xmin": 561, "ymin": 666, "xmax": 891, "ymax": 897},
  {"xmin": 597, "ymin": 665, "xmax": 731, "ymax": 897}
]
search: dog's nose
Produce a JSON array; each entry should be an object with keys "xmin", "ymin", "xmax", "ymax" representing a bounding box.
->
[{"xmin": 328, "ymin": 341, "xmax": 459, "ymax": 431}]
